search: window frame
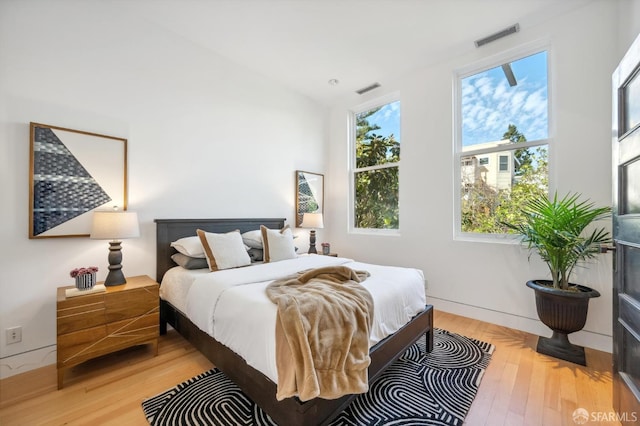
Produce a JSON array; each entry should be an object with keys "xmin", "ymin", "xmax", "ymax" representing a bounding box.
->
[
  {"xmin": 499, "ymin": 155, "xmax": 509, "ymax": 172},
  {"xmin": 453, "ymin": 40, "xmax": 554, "ymax": 243},
  {"xmin": 348, "ymin": 92, "xmax": 401, "ymax": 236}
]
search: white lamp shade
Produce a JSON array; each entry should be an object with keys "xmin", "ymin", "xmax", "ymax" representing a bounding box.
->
[
  {"xmin": 300, "ymin": 212, "xmax": 324, "ymax": 229},
  {"xmin": 90, "ymin": 211, "xmax": 140, "ymax": 240}
]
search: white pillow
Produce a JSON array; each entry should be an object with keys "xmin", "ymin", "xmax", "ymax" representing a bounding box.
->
[
  {"xmin": 261, "ymin": 225, "xmax": 296, "ymax": 263},
  {"xmin": 241, "ymin": 229, "xmax": 263, "ymax": 249},
  {"xmin": 196, "ymin": 229, "xmax": 252, "ymax": 271},
  {"xmin": 170, "ymin": 236, "xmax": 205, "ymax": 258}
]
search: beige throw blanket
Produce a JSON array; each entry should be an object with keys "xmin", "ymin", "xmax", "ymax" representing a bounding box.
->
[{"xmin": 265, "ymin": 265, "xmax": 374, "ymax": 401}]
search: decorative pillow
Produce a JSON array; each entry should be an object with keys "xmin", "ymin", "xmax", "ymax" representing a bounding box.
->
[
  {"xmin": 171, "ymin": 253, "xmax": 209, "ymax": 270},
  {"xmin": 170, "ymin": 236, "xmax": 206, "ymax": 258},
  {"xmin": 247, "ymin": 248, "xmax": 264, "ymax": 262},
  {"xmin": 196, "ymin": 229, "xmax": 252, "ymax": 271},
  {"xmin": 241, "ymin": 230, "xmax": 263, "ymax": 249},
  {"xmin": 261, "ymin": 225, "xmax": 296, "ymax": 263}
]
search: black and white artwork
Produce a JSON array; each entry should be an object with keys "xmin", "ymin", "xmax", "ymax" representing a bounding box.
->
[
  {"xmin": 29, "ymin": 123, "xmax": 127, "ymax": 238},
  {"xmin": 295, "ymin": 170, "xmax": 324, "ymax": 227}
]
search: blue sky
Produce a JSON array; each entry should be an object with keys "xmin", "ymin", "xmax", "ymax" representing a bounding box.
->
[
  {"xmin": 364, "ymin": 100, "xmax": 401, "ymax": 141},
  {"xmin": 361, "ymin": 51, "xmax": 547, "ymax": 148},
  {"xmin": 462, "ymin": 51, "xmax": 548, "ymax": 146}
]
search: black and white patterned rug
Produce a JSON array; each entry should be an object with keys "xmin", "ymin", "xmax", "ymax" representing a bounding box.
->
[{"xmin": 142, "ymin": 328, "xmax": 494, "ymax": 425}]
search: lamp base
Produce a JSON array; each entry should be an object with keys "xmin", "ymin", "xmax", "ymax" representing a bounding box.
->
[
  {"xmin": 104, "ymin": 241, "xmax": 128, "ymax": 286},
  {"xmin": 104, "ymin": 269, "xmax": 127, "ymax": 286},
  {"xmin": 308, "ymin": 230, "xmax": 318, "ymax": 254}
]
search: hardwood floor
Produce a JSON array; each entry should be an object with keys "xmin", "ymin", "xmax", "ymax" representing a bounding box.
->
[
  {"xmin": 0, "ymin": 310, "xmax": 616, "ymax": 425},
  {"xmin": 437, "ymin": 311, "xmax": 616, "ymax": 426}
]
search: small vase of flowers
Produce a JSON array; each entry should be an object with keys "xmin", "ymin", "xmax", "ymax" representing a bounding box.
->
[{"xmin": 70, "ymin": 267, "xmax": 99, "ymax": 290}]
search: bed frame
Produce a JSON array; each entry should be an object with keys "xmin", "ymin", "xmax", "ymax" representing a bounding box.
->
[{"xmin": 155, "ymin": 218, "xmax": 434, "ymax": 425}]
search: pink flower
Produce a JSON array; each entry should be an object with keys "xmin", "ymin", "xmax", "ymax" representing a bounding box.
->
[{"xmin": 70, "ymin": 266, "xmax": 99, "ymax": 278}]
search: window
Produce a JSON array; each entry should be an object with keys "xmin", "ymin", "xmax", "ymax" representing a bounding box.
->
[
  {"xmin": 499, "ymin": 155, "xmax": 509, "ymax": 172},
  {"xmin": 350, "ymin": 97, "xmax": 400, "ymax": 231},
  {"xmin": 455, "ymin": 48, "xmax": 550, "ymax": 237}
]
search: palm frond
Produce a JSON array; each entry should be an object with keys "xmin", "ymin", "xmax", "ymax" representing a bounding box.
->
[{"xmin": 501, "ymin": 191, "xmax": 611, "ymax": 290}]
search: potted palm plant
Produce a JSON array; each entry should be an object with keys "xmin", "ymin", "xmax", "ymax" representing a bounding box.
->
[{"xmin": 503, "ymin": 192, "xmax": 611, "ymax": 365}]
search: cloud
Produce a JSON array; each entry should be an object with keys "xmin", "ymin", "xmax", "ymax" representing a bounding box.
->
[
  {"xmin": 364, "ymin": 100, "xmax": 401, "ymax": 140},
  {"xmin": 462, "ymin": 64, "xmax": 548, "ymax": 146},
  {"xmin": 523, "ymin": 88, "xmax": 546, "ymax": 114}
]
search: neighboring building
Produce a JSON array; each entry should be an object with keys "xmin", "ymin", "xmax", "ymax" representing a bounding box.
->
[{"xmin": 461, "ymin": 140, "xmax": 514, "ymax": 193}]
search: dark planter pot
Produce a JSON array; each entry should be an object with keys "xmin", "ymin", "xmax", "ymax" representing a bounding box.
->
[{"xmin": 526, "ymin": 280, "xmax": 601, "ymax": 366}]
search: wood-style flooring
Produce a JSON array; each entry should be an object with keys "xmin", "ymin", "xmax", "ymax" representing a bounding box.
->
[{"xmin": 0, "ymin": 310, "xmax": 616, "ymax": 425}]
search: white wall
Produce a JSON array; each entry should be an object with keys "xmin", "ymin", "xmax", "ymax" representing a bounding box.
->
[
  {"xmin": 618, "ymin": 0, "xmax": 640, "ymax": 54},
  {"xmin": 326, "ymin": 0, "xmax": 627, "ymax": 353},
  {"xmin": 0, "ymin": 1, "xmax": 327, "ymax": 378}
]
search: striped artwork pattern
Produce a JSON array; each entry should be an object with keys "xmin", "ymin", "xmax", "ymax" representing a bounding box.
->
[
  {"xmin": 142, "ymin": 328, "xmax": 494, "ymax": 425},
  {"xmin": 32, "ymin": 126, "xmax": 111, "ymax": 235}
]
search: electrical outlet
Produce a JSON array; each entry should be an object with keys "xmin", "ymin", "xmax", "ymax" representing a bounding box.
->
[{"xmin": 6, "ymin": 326, "xmax": 22, "ymax": 344}]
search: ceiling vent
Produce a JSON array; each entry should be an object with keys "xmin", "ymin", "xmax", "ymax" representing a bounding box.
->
[
  {"xmin": 475, "ymin": 23, "xmax": 520, "ymax": 48},
  {"xmin": 355, "ymin": 82, "xmax": 381, "ymax": 95}
]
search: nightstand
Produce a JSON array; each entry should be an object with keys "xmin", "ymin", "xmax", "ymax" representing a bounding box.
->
[{"xmin": 56, "ymin": 275, "xmax": 159, "ymax": 389}]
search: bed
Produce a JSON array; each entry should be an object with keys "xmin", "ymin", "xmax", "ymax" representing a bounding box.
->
[{"xmin": 155, "ymin": 218, "xmax": 434, "ymax": 425}]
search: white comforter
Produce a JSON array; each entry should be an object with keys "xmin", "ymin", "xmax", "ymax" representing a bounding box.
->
[{"xmin": 163, "ymin": 255, "xmax": 426, "ymax": 384}]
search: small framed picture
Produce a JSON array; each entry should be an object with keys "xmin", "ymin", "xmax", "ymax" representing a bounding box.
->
[{"xmin": 295, "ymin": 170, "xmax": 324, "ymax": 227}]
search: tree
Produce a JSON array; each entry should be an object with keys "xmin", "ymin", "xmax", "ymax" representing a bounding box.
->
[
  {"xmin": 494, "ymin": 145, "xmax": 548, "ymax": 232},
  {"xmin": 461, "ymin": 125, "xmax": 548, "ymax": 233},
  {"xmin": 503, "ymin": 123, "xmax": 531, "ymax": 177},
  {"xmin": 461, "ymin": 180, "xmax": 501, "ymax": 233},
  {"xmin": 354, "ymin": 109, "xmax": 400, "ymax": 229}
]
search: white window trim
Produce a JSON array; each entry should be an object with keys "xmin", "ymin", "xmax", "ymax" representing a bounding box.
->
[
  {"xmin": 453, "ymin": 39, "xmax": 554, "ymax": 243},
  {"xmin": 499, "ymin": 155, "xmax": 509, "ymax": 172},
  {"xmin": 348, "ymin": 92, "xmax": 401, "ymax": 236}
]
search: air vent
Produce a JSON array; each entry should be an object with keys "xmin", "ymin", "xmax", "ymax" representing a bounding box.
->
[
  {"xmin": 355, "ymin": 82, "xmax": 381, "ymax": 95},
  {"xmin": 475, "ymin": 23, "xmax": 520, "ymax": 48}
]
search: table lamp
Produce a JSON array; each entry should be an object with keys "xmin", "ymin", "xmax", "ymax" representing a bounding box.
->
[
  {"xmin": 90, "ymin": 209, "xmax": 140, "ymax": 286},
  {"xmin": 300, "ymin": 212, "xmax": 324, "ymax": 254}
]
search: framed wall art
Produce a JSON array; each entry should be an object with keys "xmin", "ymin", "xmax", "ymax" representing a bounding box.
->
[
  {"xmin": 29, "ymin": 122, "xmax": 128, "ymax": 238},
  {"xmin": 295, "ymin": 170, "xmax": 324, "ymax": 227}
]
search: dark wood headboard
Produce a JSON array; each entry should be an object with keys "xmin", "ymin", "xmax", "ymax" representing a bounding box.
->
[{"xmin": 154, "ymin": 218, "xmax": 286, "ymax": 283}]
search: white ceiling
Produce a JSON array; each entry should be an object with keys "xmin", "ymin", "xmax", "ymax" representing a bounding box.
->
[{"xmin": 115, "ymin": 0, "xmax": 595, "ymax": 104}]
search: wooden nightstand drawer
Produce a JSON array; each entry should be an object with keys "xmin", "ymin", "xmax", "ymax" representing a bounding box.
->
[
  {"xmin": 56, "ymin": 290, "xmax": 106, "ymax": 333},
  {"xmin": 57, "ymin": 304, "xmax": 106, "ymax": 335},
  {"xmin": 57, "ymin": 325, "xmax": 108, "ymax": 365},
  {"xmin": 57, "ymin": 292, "xmax": 104, "ymax": 310},
  {"xmin": 56, "ymin": 275, "xmax": 160, "ymax": 389},
  {"xmin": 105, "ymin": 287, "xmax": 159, "ymax": 322},
  {"xmin": 106, "ymin": 312, "xmax": 159, "ymax": 343}
]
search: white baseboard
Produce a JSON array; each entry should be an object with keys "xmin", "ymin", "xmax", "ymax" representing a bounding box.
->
[
  {"xmin": 430, "ymin": 297, "xmax": 612, "ymax": 353},
  {"xmin": 0, "ymin": 345, "xmax": 56, "ymax": 380}
]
